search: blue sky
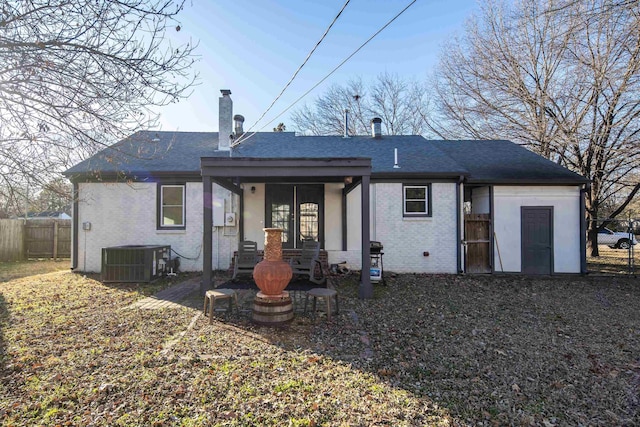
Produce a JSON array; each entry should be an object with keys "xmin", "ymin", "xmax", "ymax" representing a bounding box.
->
[{"xmin": 156, "ymin": 0, "xmax": 480, "ymax": 133}]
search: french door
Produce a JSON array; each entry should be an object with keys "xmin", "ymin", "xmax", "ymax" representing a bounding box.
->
[{"xmin": 265, "ymin": 184, "xmax": 324, "ymax": 249}]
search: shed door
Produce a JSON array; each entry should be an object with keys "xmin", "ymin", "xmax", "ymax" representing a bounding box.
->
[{"xmin": 521, "ymin": 207, "xmax": 553, "ymax": 274}]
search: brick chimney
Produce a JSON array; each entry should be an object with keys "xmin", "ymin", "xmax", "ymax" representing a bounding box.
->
[
  {"xmin": 218, "ymin": 89, "xmax": 233, "ymax": 151},
  {"xmin": 371, "ymin": 117, "xmax": 382, "ymax": 138}
]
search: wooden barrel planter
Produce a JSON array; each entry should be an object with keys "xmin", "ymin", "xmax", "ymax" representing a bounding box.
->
[{"xmin": 252, "ymin": 291, "xmax": 294, "ymax": 325}]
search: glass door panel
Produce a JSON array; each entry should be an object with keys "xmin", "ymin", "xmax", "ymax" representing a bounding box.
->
[
  {"xmin": 265, "ymin": 184, "xmax": 324, "ymax": 249},
  {"xmin": 299, "ymin": 202, "xmax": 319, "ymax": 241},
  {"xmin": 296, "ymin": 184, "xmax": 324, "ymax": 248},
  {"xmin": 265, "ymin": 184, "xmax": 294, "ymax": 248}
]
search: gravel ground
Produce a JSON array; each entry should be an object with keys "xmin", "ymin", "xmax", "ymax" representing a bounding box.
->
[{"xmin": 1, "ymin": 269, "xmax": 639, "ymax": 426}]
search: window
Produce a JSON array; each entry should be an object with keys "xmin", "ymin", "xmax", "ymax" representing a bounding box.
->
[
  {"xmin": 403, "ymin": 184, "xmax": 431, "ymax": 217},
  {"xmin": 160, "ymin": 185, "xmax": 185, "ymax": 228}
]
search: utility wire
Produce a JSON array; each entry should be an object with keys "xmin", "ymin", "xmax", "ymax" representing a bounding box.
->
[
  {"xmin": 232, "ymin": 0, "xmax": 418, "ymax": 147},
  {"xmin": 233, "ymin": 0, "xmax": 351, "ymax": 146}
]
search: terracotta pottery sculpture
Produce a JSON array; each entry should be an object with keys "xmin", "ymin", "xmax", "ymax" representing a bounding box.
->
[{"xmin": 252, "ymin": 228, "xmax": 292, "ymax": 297}]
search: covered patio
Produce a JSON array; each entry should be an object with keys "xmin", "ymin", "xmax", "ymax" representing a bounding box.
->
[{"xmin": 200, "ymin": 157, "xmax": 374, "ymax": 298}]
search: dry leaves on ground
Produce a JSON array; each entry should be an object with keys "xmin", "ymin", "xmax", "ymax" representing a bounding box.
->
[{"xmin": 1, "ymin": 269, "xmax": 639, "ymax": 426}]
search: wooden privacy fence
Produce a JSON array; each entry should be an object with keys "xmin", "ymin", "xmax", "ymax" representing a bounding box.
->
[
  {"xmin": 0, "ymin": 219, "xmax": 25, "ymax": 262},
  {"xmin": 0, "ymin": 219, "xmax": 71, "ymax": 261}
]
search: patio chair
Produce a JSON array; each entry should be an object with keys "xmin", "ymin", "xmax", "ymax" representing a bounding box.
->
[
  {"xmin": 289, "ymin": 240, "xmax": 325, "ymax": 285},
  {"xmin": 232, "ymin": 240, "xmax": 260, "ymax": 280}
]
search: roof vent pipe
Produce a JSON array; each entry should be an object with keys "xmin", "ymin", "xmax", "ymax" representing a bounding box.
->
[
  {"xmin": 371, "ymin": 117, "xmax": 382, "ymax": 138},
  {"xmin": 234, "ymin": 114, "xmax": 245, "ymax": 137},
  {"xmin": 343, "ymin": 109, "xmax": 349, "ymax": 138},
  {"xmin": 393, "ymin": 148, "xmax": 400, "ymax": 169}
]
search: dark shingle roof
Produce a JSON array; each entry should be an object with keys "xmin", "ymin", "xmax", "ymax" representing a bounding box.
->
[
  {"xmin": 432, "ymin": 140, "xmax": 588, "ymax": 184},
  {"xmin": 64, "ymin": 131, "xmax": 587, "ymax": 184},
  {"xmin": 232, "ymin": 133, "xmax": 467, "ymax": 176},
  {"xmin": 64, "ymin": 131, "xmax": 220, "ymax": 176}
]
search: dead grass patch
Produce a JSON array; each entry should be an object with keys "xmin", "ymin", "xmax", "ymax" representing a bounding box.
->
[
  {"xmin": 1, "ymin": 269, "xmax": 639, "ymax": 426},
  {"xmin": 588, "ymin": 245, "xmax": 640, "ymax": 275},
  {"xmin": 0, "ymin": 259, "xmax": 70, "ymax": 282}
]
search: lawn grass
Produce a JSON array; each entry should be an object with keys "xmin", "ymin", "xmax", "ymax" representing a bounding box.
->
[
  {"xmin": 587, "ymin": 245, "xmax": 640, "ymax": 275},
  {"xmin": 0, "ymin": 259, "xmax": 70, "ymax": 282},
  {"xmin": 1, "ymin": 263, "xmax": 639, "ymax": 425}
]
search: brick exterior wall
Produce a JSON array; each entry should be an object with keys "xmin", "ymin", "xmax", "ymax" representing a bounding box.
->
[
  {"xmin": 76, "ymin": 181, "xmax": 459, "ymax": 275},
  {"xmin": 331, "ymin": 182, "xmax": 458, "ymax": 274},
  {"xmin": 76, "ymin": 182, "xmax": 238, "ymax": 273},
  {"xmin": 370, "ymin": 182, "xmax": 458, "ymax": 274},
  {"xmin": 230, "ymin": 249, "xmax": 329, "ymax": 273}
]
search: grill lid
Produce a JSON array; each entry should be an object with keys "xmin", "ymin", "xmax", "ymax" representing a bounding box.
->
[{"xmin": 370, "ymin": 241, "xmax": 383, "ymax": 253}]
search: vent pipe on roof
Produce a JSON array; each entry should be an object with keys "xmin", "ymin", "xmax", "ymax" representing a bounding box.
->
[
  {"xmin": 234, "ymin": 114, "xmax": 245, "ymax": 137},
  {"xmin": 218, "ymin": 89, "xmax": 233, "ymax": 151},
  {"xmin": 393, "ymin": 148, "xmax": 400, "ymax": 169},
  {"xmin": 371, "ymin": 117, "xmax": 382, "ymax": 138},
  {"xmin": 343, "ymin": 109, "xmax": 349, "ymax": 138}
]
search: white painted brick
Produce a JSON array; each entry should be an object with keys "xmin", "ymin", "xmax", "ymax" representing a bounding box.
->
[
  {"xmin": 76, "ymin": 182, "xmax": 238, "ymax": 273},
  {"xmin": 373, "ymin": 183, "xmax": 457, "ymax": 273},
  {"xmin": 332, "ymin": 182, "xmax": 458, "ymax": 273},
  {"xmin": 77, "ymin": 181, "xmax": 458, "ymax": 275}
]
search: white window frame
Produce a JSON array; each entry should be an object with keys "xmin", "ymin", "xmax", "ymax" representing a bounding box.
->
[
  {"xmin": 403, "ymin": 184, "xmax": 431, "ymax": 217},
  {"xmin": 160, "ymin": 184, "xmax": 186, "ymax": 228}
]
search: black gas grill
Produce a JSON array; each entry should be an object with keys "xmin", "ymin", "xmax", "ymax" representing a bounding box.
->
[
  {"xmin": 369, "ymin": 241, "xmax": 386, "ymax": 285},
  {"xmin": 370, "ymin": 241, "xmax": 383, "ymax": 254}
]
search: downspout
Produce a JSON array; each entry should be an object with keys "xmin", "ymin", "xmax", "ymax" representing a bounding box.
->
[
  {"xmin": 342, "ymin": 188, "xmax": 347, "ymax": 251},
  {"xmin": 239, "ymin": 187, "xmax": 245, "ymax": 241},
  {"xmin": 371, "ymin": 183, "xmax": 376, "ymax": 240},
  {"xmin": 580, "ymin": 183, "xmax": 588, "ymax": 274},
  {"xmin": 456, "ymin": 176, "xmax": 463, "ymax": 274},
  {"xmin": 489, "ymin": 185, "xmax": 495, "ymax": 273},
  {"xmin": 71, "ymin": 181, "xmax": 79, "ymax": 270}
]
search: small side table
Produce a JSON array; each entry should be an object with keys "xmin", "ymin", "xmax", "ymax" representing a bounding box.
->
[
  {"xmin": 204, "ymin": 289, "xmax": 238, "ymax": 323},
  {"xmin": 304, "ymin": 288, "xmax": 339, "ymax": 321}
]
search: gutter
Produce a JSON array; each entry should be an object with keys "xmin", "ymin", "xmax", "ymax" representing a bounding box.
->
[
  {"xmin": 580, "ymin": 183, "xmax": 589, "ymax": 274},
  {"xmin": 456, "ymin": 176, "xmax": 464, "ymax": 274},
  {"xmin": 71, "ymin": 182, "xmax": 79, "ymax": 270}
]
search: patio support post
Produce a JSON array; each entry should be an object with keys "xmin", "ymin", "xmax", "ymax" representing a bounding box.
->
[
  {"xmin": 202, "ymin": 175, "xmax": 213, "ymax": 295},
  {"xmin": 359, "ymin": 175, "xmax": 372, "ymax": 299}
]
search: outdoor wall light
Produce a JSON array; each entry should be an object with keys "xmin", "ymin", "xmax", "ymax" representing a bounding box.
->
[{"xmin": 251, "ymin": 186, "xmax": 256, "ymax": 194}]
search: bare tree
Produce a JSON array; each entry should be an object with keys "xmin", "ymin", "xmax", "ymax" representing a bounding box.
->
[
  {"xmin": 291, "ymin": 73, "xmax": 433, "ymax": 136},
  {"xmin": 0, "ymin": 0, "xmax": 198, "ymax": 199},
  {"xmin": 430, "ymin": 0, "xmax": 640, "ymax": 256},
  {"xmin": 29, "ymin": 178, "xmax": 73, "ymax": 214}
]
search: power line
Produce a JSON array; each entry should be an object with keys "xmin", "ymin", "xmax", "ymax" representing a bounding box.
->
[
  {"xmin": 233, "ymin": 0, "xmax": 351, "ymax": 146},
  {"xmin": 233, "ymin": 0, "xmax": 418, "ymax": 147}
]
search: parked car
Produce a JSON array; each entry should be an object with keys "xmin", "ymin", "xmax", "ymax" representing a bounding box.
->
[{"xmin": 598, "ymin": 228, "xmax": 638, "ymax": 249}]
